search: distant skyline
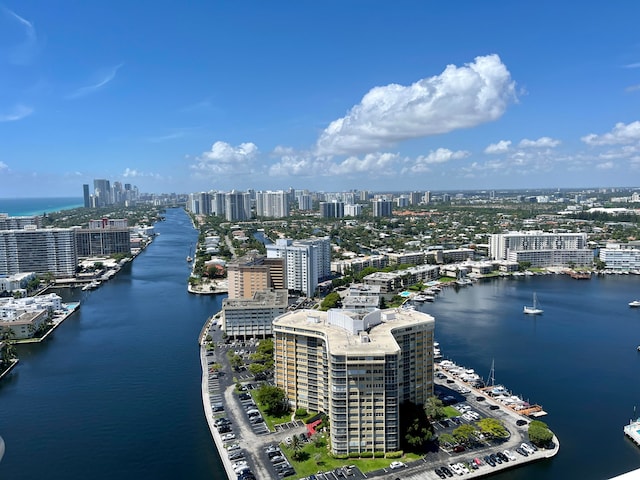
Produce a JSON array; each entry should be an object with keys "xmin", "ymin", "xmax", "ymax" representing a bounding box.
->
[{"xmin": 1, "ymin": 1, "xmax": 640, "ymax": 197}]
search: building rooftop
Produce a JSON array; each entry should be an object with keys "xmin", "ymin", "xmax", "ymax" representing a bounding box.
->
[{"xmin": 273, "ymin": 308, "xmax": 434, "ymax": 356}]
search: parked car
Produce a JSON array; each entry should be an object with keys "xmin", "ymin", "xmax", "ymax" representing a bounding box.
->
[{"xmin": 389, "ymin": 461, "xmax": 405, "ymax": 469}]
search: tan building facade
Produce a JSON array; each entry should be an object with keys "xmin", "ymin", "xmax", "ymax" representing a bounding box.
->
[
  {"xmin": 273, "ymin": 308, "xmax": 435, "ymax": 456},
  {"xmin": 227, "ymin": 253, "xmax": 285, "ymax": 299}
]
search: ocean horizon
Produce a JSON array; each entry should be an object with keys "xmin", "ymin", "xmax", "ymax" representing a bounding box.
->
[{"xmin": 0, "ymin": 197, "xmax": 84, "ymax": 217}]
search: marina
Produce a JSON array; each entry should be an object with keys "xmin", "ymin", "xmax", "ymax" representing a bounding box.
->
[{"xmin": 624, "ymin": 418, "xmax": 640, "ymax": 448}]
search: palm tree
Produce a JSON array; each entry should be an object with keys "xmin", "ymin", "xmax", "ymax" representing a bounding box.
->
[{"xmin": 290, "ymin": 435, "xmax": 303, "ymax": 460}]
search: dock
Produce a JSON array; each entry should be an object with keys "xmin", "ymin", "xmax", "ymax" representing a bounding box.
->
[{"xmin": 624, "ymin": 418, "xmax": 640, "ymax": 447}]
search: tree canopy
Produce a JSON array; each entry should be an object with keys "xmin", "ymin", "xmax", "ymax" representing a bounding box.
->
[
  {"xmin": 528, "ymin": 420, "xmax": 554, "ymax": 446},
  {"xmin": 254, "ymin": 385, "xmax": 289, "ymax": 416}
]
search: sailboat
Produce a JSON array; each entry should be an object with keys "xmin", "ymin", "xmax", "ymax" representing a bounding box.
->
[{"xmin": 524, "ymin": 292, "xmax": 543, "ymax": 315}]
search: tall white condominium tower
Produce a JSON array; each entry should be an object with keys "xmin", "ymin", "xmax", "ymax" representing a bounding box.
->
[
  {"xmin": 224, "ymin": 191, "xmax": 252, "ymax": 221},
  {"xmin": 489, "ymin": 231, "xmax": 593, "ymax": 267},
  {"xmin": 255, "ymin": 190, "xmax": 290, "ymax": 218},
  {"xmin": 273, "ymin": 308, "xmax": 435, "ymax": 456},
  {"xmin": 0, "ymin": 227, "xmax": 77, "ymax": 277},
  {"xmin": 266, "ymin": 237, "xmax": 330, "ymax": 297}
]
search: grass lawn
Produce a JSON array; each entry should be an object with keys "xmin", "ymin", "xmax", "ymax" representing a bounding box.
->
[
  {"xmin": 443, "ymin": 406, "xmax": 461, "ymax": 418},
  {"xmin": 281, "ymin": 437, "xmax": 424, "ymax": 478}
]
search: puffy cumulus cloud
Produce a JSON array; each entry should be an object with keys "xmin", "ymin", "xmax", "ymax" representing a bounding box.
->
[
  {"xmin": 316, "ymin": 54, "xmax": 517, "ymax": 155},
  {"xmin": 268, "ymin": 151, "xmax": 328, "ymax": 177},
  {"xmin": 408, "ymin": 148, "xmax": 470, "ymax": 173},
  {"xmin": 484, "ymin": 140, "xmax": 511, "ymax": 154},
  {"xmin": 518, "ymin": 137, "xmax": 561, "ymax": 148},
  {"xmin": 330, "ymin": 152, "xmax": 401, "ymax": 176},
  {"xmin": 191, "ymin": 141, "xmax": 258, "ymax": 176},
  {"xmin": 581, "ymin": 121, "xmax": 640, "ymax": 146}
]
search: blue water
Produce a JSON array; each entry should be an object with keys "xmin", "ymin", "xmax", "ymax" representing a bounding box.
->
[
  {"xmin": 0, "ymin": 197, "xmax": 83, "ymax": 216},
  {"xmin": 418, "ymin": 275, "xmax": 640, "ymax": 479},
  {"xmin": 0, "ymin": 208, "xmax": 225, "ymax": 479}
]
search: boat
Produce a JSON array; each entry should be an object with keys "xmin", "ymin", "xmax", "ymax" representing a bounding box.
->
[
  {"xmin": 524, "ymin": 293, "xmax": 544, "ymax": 315},
  {"xmin": 186, "ymin": 256, "xmax": 193, "ymax": 263},
  {"xmin": 624, "ymin": 415, "xmax": 640, "ymax": 448},
  {"xmin": 629, "ymin": 300, "xmax": 640, "ymax": 307}
]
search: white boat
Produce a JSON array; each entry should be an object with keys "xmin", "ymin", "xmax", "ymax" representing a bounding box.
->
[
  {"xmin": 524, "ymin": 293, "xmax": 543, "ymax": 315},
  {"xmin": 629, "ymin": 300, "xmax": 640, "ymax": 307}
]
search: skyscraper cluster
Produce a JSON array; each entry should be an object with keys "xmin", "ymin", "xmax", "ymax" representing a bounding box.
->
[{"xmin": 83, "ymin": 179, "xmax": 139, "ymax": 208}]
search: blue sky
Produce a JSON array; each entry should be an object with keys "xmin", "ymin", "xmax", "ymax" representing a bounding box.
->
[{"xmin": 1, "ymin": 1, "xmax": 640, "ymax": 197}]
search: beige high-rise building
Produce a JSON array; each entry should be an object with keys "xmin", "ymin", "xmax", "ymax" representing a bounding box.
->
[
  {"xmin": 273, "ymin": 308, "xmax": 435, "ymax": 456},
  {"xmin": 226, "ymin": 253, "xmax": 285, "ymax": 299}
]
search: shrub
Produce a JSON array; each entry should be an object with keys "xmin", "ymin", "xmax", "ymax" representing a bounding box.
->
[
  {"xmin": 295, "ymin": 408, "xmax": 308, "ymax": 418},
  {"xmin": 386, "ymin": 451, "xmax": 403, "ymax": 459},
  {"xmin": 374, "ymin": 451, "xmax": 384, "ymax": 458},
  {"xmin": 360, "ymin": 452, "xmax": 373, "ymax": 458}
]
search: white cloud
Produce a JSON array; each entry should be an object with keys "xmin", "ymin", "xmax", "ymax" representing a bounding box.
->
[
  {"xmin": 625, "ymin": 84, "xmax": 640, "ymax": 93},
  {"xmin": 315, "ymin": 54, "xmax": 517, "ymax": 155},
  {"xmin": 484, "ymin": 140, "xmax": 511, "ymax": 154},
  {"xmin": 518, "ymin": 137, "xmax": 561, "ymax": 148},
  {"xmin": 122, "ymin": 168, "xmax": 160, "ymax": 178},
  {"xmin": 408, "ymin": 148, "xmax": 470, "ymax": 173},
  {"xmin": 623, "ymin": 62, "xmax": 640, "ymax": 69},
  {"xmin": 0, "ymin": 104, "xmax": 33, "ymax": 122},
  {"xmin": 66, "ymin": 64, "xmax": 123, "ymax": 99},
  {"xmin": 581, "ymin": 121, "xmax": 640, "ymax": 146},
  {"xmin": 0, "ymin": 161, "xmax": 8, "ymax": 172},
  {"xmin": 330, "ymin": 152, "xmax": 401, "ymax": 176},
  {"xmin": 191, "ymin": 141, "xmax": 259, "ymax": 176},
  {"xmin": 2, "ymin": 7, "xmax": 37, "ymax": 65},
  {"xmin": 595, "ymin": 161, "xmax": 614, "ymax": 170}
]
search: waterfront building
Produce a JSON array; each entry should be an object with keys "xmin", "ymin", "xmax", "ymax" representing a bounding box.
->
[
  {"xmin": 266, "ymin": 237, "xmax": 331, "ymax": 297},
  {"xmin": 88, "ymin": 218, "xmax": 128, "ymax": 229},
  {"xmin": 372, "ymin": 199, "xmax": 393, "ymax": 217},
  {"xmin": 227, "ymin": 253, "xmax": 286, "ymax": 299},
  {"xmin": 221, "ymin": 289, "xmax": 288, "ymax": 337},
  {"xmin": 0, "ymin": 227, "xmax": 77, "ymax": 278},
  {"xmin": 273, "ymin": 308, "xmax": 435, "ymax": 456},
  {"xmin": 256, "ymin": 190, "xmax": 290, "ymax": 218},
  {"xmin": 0, "ymin": 272, "xmax": 37, "ymax": 294},
  {"xmin": 0, "ymin": 213, "xmax": 40, "ymax": 230},
  {"xmin": 599, "ymin": 244, "xmax": 640, "ymax": 271},
  {"xmin": 489, "ymin": 231, "xmax": 593, "ymax": 267},
  {"xmin": 0, "ymin": 309, "xmax": 47, "ymax": 339},
  {"xmin": 75, "ymin": 227, "xmax": 131, "ymax": 257},
  {"xmin": 363, "ymin": 265, "xmax": 440, "ymax": 293}
]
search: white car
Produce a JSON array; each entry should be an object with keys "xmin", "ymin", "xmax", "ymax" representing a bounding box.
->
[
  {"xmin": 221, "ymin": 433, "xmax": 236, "ymax": 441},
  {"xmin": 503, "ymin": 450, "xmax": 517, "ymax": 461},
  {"xmin": 521, "ymin": 443, "xmax": 536, "ymax": 455},
  {"xmin": 232, "ymin": 461, "xmax": 248, "ymax": 470},
  {"xmin": 449, "ymin": 463, "xmax": 464, "ymax": 476},
  {"xmin": 389, "ymin": 461, "xmax": 405, "ymax": 469}
]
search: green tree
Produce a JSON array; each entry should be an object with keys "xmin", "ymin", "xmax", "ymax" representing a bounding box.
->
[
  {"xmin": 319, "ymin": 292, "xmax": 341, "ymax": 311},
  {"xmin": 249, "ymin": 363, "xmax": 267, "ymax": 376},
  {"xmin": 438, "ymin": 433, "xmax": 455, "ymax": 446},
  {"xmin": 399, "ymin": 401, "xmax": 434, "ymax": 451},
  {"xmin": 476, "ymin": 418, "xmax": 508, "ymax": 439},
  {"xmin": 528, "ymin": 420, "xmax": 554, "ymax": 446},
  {"xmin": 290, "ymin": 435, "xmax": 304, "ymax": 460},
  {"xmin": 424, "ymin": 396, "xmax": 446, "ymax": 421},
  {"xmin": 254, "ymin": 385, "xmax": 289, "ymax": 416},
  {"xmin": 452, "ymin": 424, "xmax": 477, "ymax": 444}
]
